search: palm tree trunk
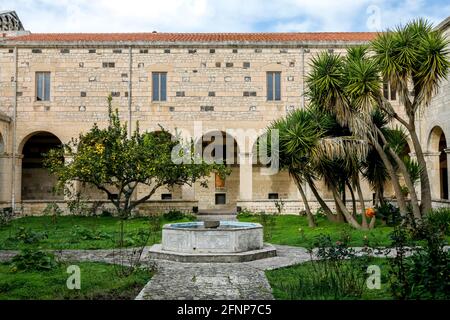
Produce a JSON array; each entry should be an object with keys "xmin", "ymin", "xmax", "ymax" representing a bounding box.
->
[
  {"xmin": 291, "ymin": 173, "xmax": 316, "ymax": 227},
  {"xmin": 386, "ymin": 147, "xmax": 422, "ymax": 221},
  {"xmin": 331, "ymin": 188, "xmax": 362, "ymax": 230},
  {"xmin": 408, "ymin": 127, "xmax": 432, "ymax": 215},
  {"xmin": 334, "ymin": 196, "xmax": 345, "ymax": 222},
  {"xmin": 370, "ymin": 135, "xmax": 408, "ymax": 215},
  {"xmin": 306, "ymin": 176, "xmax": 336, "ymax": 221},
  {"xmin": 295, "ymin": 179, "xmax": 316, "ymax": 228},
  {"xmin": 346, "ymin": 181, "xmax": 357, "ymax": 217},
  {"xmin": 355, "ymin": 175, "xmax": 369, "ymax": 229},
  {"xmin": 375, "ymin": 127, "xmax": 422, "ymax": 220}
]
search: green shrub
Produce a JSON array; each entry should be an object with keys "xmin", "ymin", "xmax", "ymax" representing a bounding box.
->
[
  {"xmin": 388, "ymin": 214, "xmax": 450, "ymax": 300},
  {"xmin": 8, "ymin": 227, "xmax": 48, "ymax": 244},
  {"xmin": 70, "ymin": 225, "xmax": 112, "ymax": 241},
  {"xmin": 0, "ymin": 207, "xmax": 13, "ymax": 227},
  {"xmin": 162, "ymin": 210, "xmax": 184, "ymax": 221},
  {"xmin": 376, "ymin": 203, "xmax": 401, "ymax": 226},
  {"xmin": 10, "ymin": 249, "xmax": 59, "ymax": 272},
  {"xmin": 425, "ymin": 208, "xmax": 450, "ymax": 236}
]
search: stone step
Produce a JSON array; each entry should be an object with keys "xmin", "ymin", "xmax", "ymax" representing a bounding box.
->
[{"xmin": 196, "ymin": 215, "xmax": 237, "ymax": 221}]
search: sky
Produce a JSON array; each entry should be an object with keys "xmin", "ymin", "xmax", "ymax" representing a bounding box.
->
[{"xmin": 1, "ymin": 0, "xmax": 449, "ymax": 33}]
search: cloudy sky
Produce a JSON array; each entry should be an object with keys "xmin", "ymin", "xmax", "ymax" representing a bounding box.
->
[{"xmin": 1, "ymin": 0, "xmax": 449, "ymax": 33}]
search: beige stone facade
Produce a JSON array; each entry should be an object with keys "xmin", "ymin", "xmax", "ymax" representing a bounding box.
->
[{"xmin": 0, "ymin": 17, "xmax": 449, "ymax": 215}]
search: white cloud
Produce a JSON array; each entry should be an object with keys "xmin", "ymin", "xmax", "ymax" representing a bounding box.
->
[{"xmin": 0, "ymin": 0, "xmax": 448, "ymax": 32}]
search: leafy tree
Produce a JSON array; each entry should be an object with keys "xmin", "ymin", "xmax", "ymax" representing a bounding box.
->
[{"xmin": 44, "ymin": 96, "xmax": 227, "ymax": 219}]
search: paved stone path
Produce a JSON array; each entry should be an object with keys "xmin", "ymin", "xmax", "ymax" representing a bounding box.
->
[{"xmin": 1, "ymin": 245, "xmax": 447, "ymax": 300}]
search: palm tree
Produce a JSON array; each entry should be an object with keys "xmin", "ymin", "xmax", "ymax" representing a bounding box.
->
[
  {"xmin": 371, "ymin": 19, "xmax": 450, "ymax": 215},
  {"xmin": 264, "ymin": 108, "xmax": 324, "ymax": 227},
  {"xmin": 305, "ymin": 45, "xmax": 425, "ymax": 221}
]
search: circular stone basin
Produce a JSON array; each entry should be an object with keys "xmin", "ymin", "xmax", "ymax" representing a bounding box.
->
[{"xmin": 161, "ymin": 221, "xmax": 263, "ymax": 254}]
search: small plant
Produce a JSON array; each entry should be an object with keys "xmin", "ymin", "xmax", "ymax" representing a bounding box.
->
[
  {"xmin": 0, "ymin": 207, "xmax": 14, "ymax": 227},
  {"xmin": 66, "ymin": 192, "xmax": 91, "ymax": 216},
  {"xmin": 70, "ymin": 225, "xmax": 111, "ymax": 241},
  {"xmin": 42, "ymin": 202, "xmax": 63, "ymax": 224},
  {"xmin": 10, "ymin": 249, "xmax": 59, "ymax": 272},
  {"xmin": 257, "ymin": 212, "xmax": 276, "ymax": 241},
  {"xmin": 314, "ymin": 207, "xmax": 326, "ymax": 218},
  {"xmin": 274, "ymin": 199, "xmax": 285, "ymax": 215},
  {"xmin": 237, "ymin": 208, "xmax": 254, "ymax": 219},
  {"xmin": 376, "ymin": 203, "xmax": 401, "ymax": 226},
  {"xmin": 8, "ymin": 227, "xmax": 48, "ymax": 244},
  {"xmin": 163, "ymin": 210, "xmax": 184, "ymax": 221}
]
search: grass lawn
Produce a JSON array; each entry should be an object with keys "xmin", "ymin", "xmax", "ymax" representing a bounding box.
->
[
  {"xmin": 238, "ymin": 214, "xmax": 395, "ymax": 247},
  {"xmin": 0, "ymin": 215, "xmax": 193, "ymax": 250},
  {"xmin": 266, "ymin": 258, "xmax": 392, "ymax": 300},
  {"xmin": 0, "ymin": 261, "xmax": 152, "ymax": 300}
]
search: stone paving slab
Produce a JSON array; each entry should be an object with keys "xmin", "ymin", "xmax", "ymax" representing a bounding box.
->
[{"xmin": 135, "ymin": 262, "xmax": 274, "ymax": 300}]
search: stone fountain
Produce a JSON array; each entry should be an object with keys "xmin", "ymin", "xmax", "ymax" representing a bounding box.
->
[{"xmin": 147, "ymin": 220, "xmax": 277, "ymax": 263}]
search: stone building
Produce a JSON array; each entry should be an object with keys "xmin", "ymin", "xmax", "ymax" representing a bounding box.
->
[{"xmin": 0, "ymin": 12, "xmax": 448, "ymax": 215}]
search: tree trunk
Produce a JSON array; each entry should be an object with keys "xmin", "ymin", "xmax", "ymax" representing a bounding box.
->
[
  {"xmin": 334, "ymin": 196, "xmax": 345, "ymax": 222},
  {"xmin": 386, "ymin": 147, "xmax": 422, "ymax": 221},
  {"xmin": 346, "ymin": 181, "xmax": 357, "ymax": 218},
  {"xmin": 408, "ymin": 126, "xmax": 432, "ymax": 215},
  {"xmin": 370, "ymin": 137, "xmax": 408, "ymax": 215},
  {"xmin": 331, "ymin": 188, "xmax": 362, "ymax": 230},
  {"xmin": 355, "ymin": 175, "xmax": 369, "ymax": 229},
  {"xmin": 294, "ymin": 177, "xmax": 316, "ymax": 228},
  {"xmin": 375, "ymin": 127, "xmax": 422, "ymax": 220},
  {"xmin": 306, "ymin": 177, "xmax": 336, "ymax": 221}
]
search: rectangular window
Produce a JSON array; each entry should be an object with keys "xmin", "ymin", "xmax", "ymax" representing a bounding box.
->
[
  {"xmin": 36, "ymin": 72, "xmax": 50, "ymax": 101},
  {"xmin": 268, "ymin": 193, "xmax": 279, "ymax": 200},
  {"xmin": 215, "ymin": 193, "xmax": 226, "ymax": 205},
  {"xmin": 152, "ymin": 72, "xmax": 167, "ymax": 101},
  {"xmin": 267, "ymin": 72, "xmax": 281, "ymax": 101},
  {"xmin": 161, "ymin": 193, "xmax": 172, "ymax": 200}
]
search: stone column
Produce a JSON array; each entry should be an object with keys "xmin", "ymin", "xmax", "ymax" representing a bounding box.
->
[
  {"xmin": 424, "ymin": 151, "xmax": 441, "ymax": 200},
  {"xmin": 239, "ymin": 152, "xmax": 253, "ymax": 201},
  {"xmin": 445, "ymin": 148, "xmax": 450, "ymax": 200}
]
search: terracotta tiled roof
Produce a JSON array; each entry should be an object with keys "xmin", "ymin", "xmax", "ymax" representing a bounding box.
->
[{"xmin": 6, "ymin": 32, "xmax": 377, "ymax": 43}]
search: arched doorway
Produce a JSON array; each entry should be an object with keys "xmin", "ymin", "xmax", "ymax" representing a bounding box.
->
[
  {"xmin": 196, "ymin": 131, "xmax": 240, "ymax": 209},
  {"xmin": 428, "ymin": 126, "xmax": 448, "ymax": 200},
  {"xmin": 21, "ymin": 132, "xmax": 63, "ymax": 200}
]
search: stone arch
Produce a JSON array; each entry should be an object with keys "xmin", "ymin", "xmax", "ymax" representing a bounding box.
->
[
  {"xmin": 20, "ymin": 131, "xmax": 63, "ymax": 200},
  {"xmin": 427, "ymin": 126, "xmax": 448, "ymax": 200},
  {"xmin": 196, "ymin": 130, "xmax": 240, "ymax": 166}
]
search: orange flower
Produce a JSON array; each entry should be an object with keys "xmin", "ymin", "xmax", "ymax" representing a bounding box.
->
[{"xmin": 365, "ymin": 207, "xmax": 376, "ymax": 218}]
